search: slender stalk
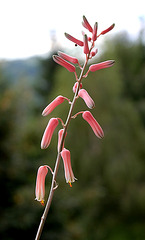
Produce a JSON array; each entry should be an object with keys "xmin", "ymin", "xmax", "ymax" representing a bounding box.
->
[{"xmin": 35, "ymin": 49, "xmax": 92, "ymax": 240}]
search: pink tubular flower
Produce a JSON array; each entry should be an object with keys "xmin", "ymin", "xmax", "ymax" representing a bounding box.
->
[
  {"xmin": 92, "ymin": 22, "xmax": 98, "ymax": 42},
  {"xmin": 57, "ymin": 129, "xmax": 67, "ymax": 152},
  {"xmin": 100, "ymin": 23, "xmax": 115, "ymax": 35},
  {"xmin": 78, "ymin": 89, "xmax": 95, "ymax": 109},
  {"xmin": 64, "ymin": 33, "xmax": 84, "ymax": 46},
  {"xmin": 73, "ymin": 82, "xmax": 83, "ymax": 93},
  {"xmin": 41, "ymin": 118, "xmax": 59, "ymax": 149},
  {"xmin": 42, "ymin": 95, "xmax": 69, "ymax": 116},
  {"xmin": 42, "ymin": 96, "xmax": 65, "ymax": 116},
  {"xmin": 53, "ymin": 55, "xmax": 76, "ymax": 72},
  {"xmin": 35, "ymin": 166, "xmax": 48, "ymax": 206},
  {"xmin": 82, "ymin": 15, "xmax": 93, "ymax": 33},
  {"xmin": 58, "ymin": 51, "xmax": 79, "ymax": 64},
  {"xmin": 82, "ymin": 111, "xmax": 104, "ymax": 138},
  {"xmin": 89, "ymin": 60, "xmax": 115, "ymax": 72},
  {"xmin": 61, "ymin": 148, "xmax": 76, "ymax": 187},
  {"xmin": 83, "ymin": 34, "xmax": 89, "ymax": 54}
]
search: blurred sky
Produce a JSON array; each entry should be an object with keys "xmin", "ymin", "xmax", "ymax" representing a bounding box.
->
[{"xmin": 0, "ymin": 0, "xmax": 144, "ymax": 60}]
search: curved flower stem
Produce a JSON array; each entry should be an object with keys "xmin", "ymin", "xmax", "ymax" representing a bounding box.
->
[{"xmin": 35, "ymin": 45, "xmax": 93, "ymax": 240}]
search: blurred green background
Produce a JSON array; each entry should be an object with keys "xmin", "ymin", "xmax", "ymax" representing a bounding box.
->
[{"xmin": 0, "ymin": 30, "xmax": 145, "ymax": 240}]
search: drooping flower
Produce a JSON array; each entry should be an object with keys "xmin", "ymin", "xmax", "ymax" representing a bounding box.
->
[
  {"xmin": 82, "ymin": 15, "xmax": 93, "ymax": 33},
  {"xmin": 61, "ymin": 148, "xmax": 76, "ymax": 187},
  {"xmin": 89, "ymin": 60, "xmax": 115, "ymax": 72},
  {"xmin": 57, "ymin": 129, "xmax": 67, "ymax": 152},
  {"xmin": 42, "ymin": 95, "xmax": 69, "ymax": 116},
  {"xmin": 82, "ymin": 111, "xmax": 104, "ymax": 138},
  {"xmin": 78, "ymin": 89, "xmax": 95, "ymax": 109},
  {"xmin": 35, "ymin": 166, "xmax": 48, "ymax": 206},
  {"xmin": 41, "ymin": 118, "xmax": 59, "ymax": 149},
  {"xmin": 64, "ymin": 33, "xmax": 84, "ymax": 46},
  {"xmin": 53, "ymin": 55, "xmax": 76, "ymax": 72}
]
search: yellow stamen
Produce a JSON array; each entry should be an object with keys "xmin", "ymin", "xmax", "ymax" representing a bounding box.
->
[
  {"xmin": 68, "ymin": 181, "xmax": 72, "ymax": 187},
  {"xmin": 40, "ymin": 200, "xmax": 45, "ymax": 206}
]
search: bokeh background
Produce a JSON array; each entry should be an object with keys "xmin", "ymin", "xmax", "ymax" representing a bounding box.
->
[{"xmin": 0, "ymin": 1, "xmax": 145, "ymax": 239}]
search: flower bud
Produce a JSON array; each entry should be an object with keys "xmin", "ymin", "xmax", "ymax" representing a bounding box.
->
[
  {"xmin": 92, "ymin": 22, "xmax": 98, "ymax": 42},
  {"xmin": 57, "ymin": 129, "xmax": 67, "ymax": 152},
  {"xmin": 58, "ymin": 51, "xmax": 79, "ymax": 64},
  {"xmin": 41, "ymin": 118, "xmax": 59, "ymax": 149},
  {"xmin": 82, "ymin": 15, "xmax": 93, "ymax": 33},
  {"xmin": 82, "ymin": 111, "xmax": 104, "ymax": 138},
  {"xmin": 78, "ymin": 89, "xmax": 95, "ymax": 109},
  {"xmin": 89, "ymin": 60, "xmax": 115, "ymax": 72},
  {"xmin": 73, "ymin": 82, "xmax": 82, "ymax": 93},
  {"xmin": 53, "ymin": 55, "xmax": 76, "ymax": 72},
  {"xmin": 100, "ymin": 23, "xmax": 115, "ymax": 35},
  {"xmin": 42, "ymin": 96, "xmax": 65, "ymax": 116},
  {"xmin": 83, "ymin": 34, "xmax": 89, "ymax": 54},
  {"xmin": 64, "ymin": 33, "xmax": 84, "ymax": 46}
]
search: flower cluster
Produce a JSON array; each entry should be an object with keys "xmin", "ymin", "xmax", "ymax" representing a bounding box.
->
[{"xmin": 35, "ymin": 16, "xmax": 115, "ymax": 205}]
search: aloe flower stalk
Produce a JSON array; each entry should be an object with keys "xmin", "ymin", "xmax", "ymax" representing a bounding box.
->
[
  {"xmin": 82, "ymin": 111, "xmax": 104, "ymax": 138},
  {"xmin": 42, "ymin": 95, "xmax": 69, "ymax": 116},
  {"xmin": 78, "ymin": 89, "xmax": 95, "ymax": 109},
  {"xmin": 35, "ymin": 15, "xmax": 115, "ymax": 240},
  {"xmin": 41, "ymin": 118, "xmax": 59, "ymax": 149},
  {"xmin": 61, "ymin": 148, "xmax": 76, "ymax": 187}
]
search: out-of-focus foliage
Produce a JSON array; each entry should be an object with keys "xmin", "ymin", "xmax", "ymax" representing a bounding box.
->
[{"xmin": 0, "ymin": 31, "xmax": 145, "ymax": 240}]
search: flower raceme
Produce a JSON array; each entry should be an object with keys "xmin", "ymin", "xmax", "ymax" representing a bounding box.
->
[
  {"xmin": 82, "ymin": 111, "xmax": 104, "ymax": 139},
  {"xmin": 42, "ymin": 95, "xmax": 70, "ymax": 117},
  {"xmin": 35, "ymin": 166, "xmax": 48, "ymax": 206},
  {"xmin": 41, "ymin": 118, "xmax": 59, "ymax": 149},
  {"xmin": 61, "ymin": 148, "xmax": 76, "ymax": 187},
  {"xmin": 78, "ymin": 89, "xmax": 95, "ymax": 109}
]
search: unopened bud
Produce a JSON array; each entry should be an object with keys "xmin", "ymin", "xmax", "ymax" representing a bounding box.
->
[
  {"xmin": 82, "ymin": 111, "xmax": 104, "ymax": 138},
  {"xmin": 78, "ymin": 89, "xmax": 95, "ymax": 109},
  {"xmin": 53, "ymin": 55, "xmax": 76, "ymax": 72},
  {"xmin": 64, "ymin": 33, "xmax": 84, "ymax": 46}
]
